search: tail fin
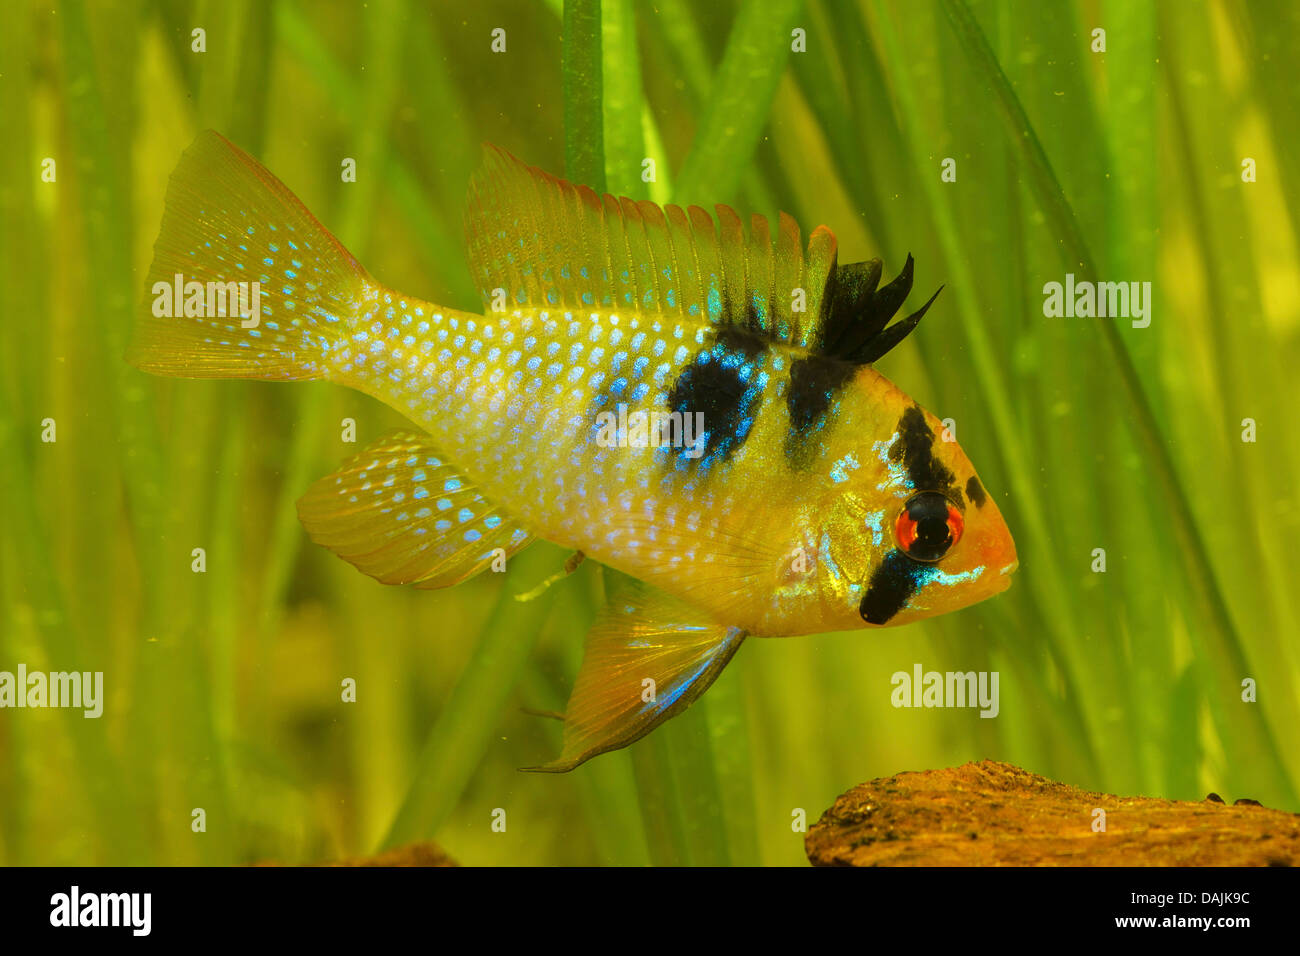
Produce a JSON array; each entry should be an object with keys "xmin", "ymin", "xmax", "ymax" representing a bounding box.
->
[{"xmin": 129, "ymin": 130, "xmax": 369, "ymax": 381}]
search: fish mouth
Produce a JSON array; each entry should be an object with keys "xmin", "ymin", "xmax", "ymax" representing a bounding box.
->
[{"xmin": 990, "ymin": 558, "xmax": 1018, "ymax": 594}]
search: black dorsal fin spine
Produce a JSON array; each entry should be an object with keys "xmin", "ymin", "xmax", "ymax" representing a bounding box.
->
[
  {"xmin": 856, "ymin": 285, "xmax": 943, "ymax": 364},
  {"xmin": 818, "ymin": 253, "xmax": 938, "ymax": 366}
]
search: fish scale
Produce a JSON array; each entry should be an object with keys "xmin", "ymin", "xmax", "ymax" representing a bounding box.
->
[
  {"xmin": 329, "ymin": 286, "xmax": 790, "ymax": 592},
  {"xmin": 130, "ymin": 130, "xmax": 1017, "ymax": 770}
]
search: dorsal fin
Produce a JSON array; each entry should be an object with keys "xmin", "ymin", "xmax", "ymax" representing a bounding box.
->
[
  {"xmin": 463, "ymin": 144, "xmax": 936, "ymax": 362},
  {"xmin": 819, "ymin": 254, "xmax": 943, "ymax": 364}
]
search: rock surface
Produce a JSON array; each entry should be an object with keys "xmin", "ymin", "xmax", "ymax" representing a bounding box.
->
[{"xmin": 806, "ymin": 760, "xmax": 1300, "ymax": 867}]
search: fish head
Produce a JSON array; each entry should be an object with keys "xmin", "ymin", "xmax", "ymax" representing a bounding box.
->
[{"xmin": 810, "ymin": 370, "xmax": 1017, "ymax": 630}]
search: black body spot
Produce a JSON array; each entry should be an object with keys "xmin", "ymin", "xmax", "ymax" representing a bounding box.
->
[
  {"xmin": 966, "ymin": 476, "xmax": 987, "ymax": 508},
  {"xmin": 665, "ymin": 326, "xmax": 766, "ymax": 468},
  {"xmin": 893, "ymin": 405, "xmax": 960, "ymax": 505},
  {"xmin": 859, "ymin": 549, "xmax": 924, "ymax": 625},
  {"xmin": 783, "ymin": 353, "xmax": 856, "ymax": 466}
]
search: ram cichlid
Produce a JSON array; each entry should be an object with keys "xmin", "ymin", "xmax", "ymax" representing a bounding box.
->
[{"xmin": 130, "ymin": 130, "xmax": 1017, "ymax": 771}]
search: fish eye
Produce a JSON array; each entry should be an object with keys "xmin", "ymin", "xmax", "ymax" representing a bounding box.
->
[{"xmin": 894, "ymin": 492, "xmax": 963, "ymax": 563}]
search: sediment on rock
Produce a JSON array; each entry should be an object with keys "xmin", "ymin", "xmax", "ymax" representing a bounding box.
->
[{"xmin": 806, "ymin": 760, "xmax": 1299, "ymax": 867}]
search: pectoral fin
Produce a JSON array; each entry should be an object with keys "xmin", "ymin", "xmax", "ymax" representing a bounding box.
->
[{"xmin": 523, "ymin": 583, "xmax": 745, "ymax": 772}]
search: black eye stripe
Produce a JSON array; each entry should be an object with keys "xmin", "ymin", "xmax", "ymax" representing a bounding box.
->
[
  {"xmin": 894, "ymin": 405, "xmax": 962, "ymax": 508},
  {"xmin": 860, "ymin": 549, "xmax": 924, "ymax": 625}
]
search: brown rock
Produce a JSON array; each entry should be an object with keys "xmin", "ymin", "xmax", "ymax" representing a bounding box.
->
[{"xmin": 805, "ymin": 760, "xmax": 1300, "ymax": 867}]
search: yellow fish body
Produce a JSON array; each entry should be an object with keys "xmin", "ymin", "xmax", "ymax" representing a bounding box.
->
[{"xmin": 131, "ymin": 131, "xmax": 1017, "ymax": 770}]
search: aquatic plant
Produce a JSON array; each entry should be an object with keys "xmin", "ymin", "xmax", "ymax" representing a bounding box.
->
[{"xmin": 0, "ymin": 0, "xmax": 1295, "ymax": 866}]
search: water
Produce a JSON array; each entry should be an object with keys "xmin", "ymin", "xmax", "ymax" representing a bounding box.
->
[{"xmin": 0, "ymin": 0, "xmax": 1295, "ymax": 866}]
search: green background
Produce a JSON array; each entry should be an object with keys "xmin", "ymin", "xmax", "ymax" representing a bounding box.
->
[{"xmin": 1, "ymin": 0, "xmax": 1297, "ymax": 866}]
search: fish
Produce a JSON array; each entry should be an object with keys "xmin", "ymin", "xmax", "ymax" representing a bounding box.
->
[{"xmin": 129, "ymin": 130, "xmax": 1018, "ymax": 772}]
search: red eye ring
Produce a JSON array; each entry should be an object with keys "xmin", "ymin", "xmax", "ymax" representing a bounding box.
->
[{"xmin": 894, "ymin": 492, "xmax": 963, "ymax": 562}]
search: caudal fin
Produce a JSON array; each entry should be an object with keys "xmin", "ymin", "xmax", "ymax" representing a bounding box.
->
[{"xmin": 129, "ymin": 130, "xmax": 370, "ymax": 381}]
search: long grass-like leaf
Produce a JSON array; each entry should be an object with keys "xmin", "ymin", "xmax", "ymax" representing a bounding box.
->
[
  {"xmin": 379, "ymin": 544, "xmax": 564, "ymax": 848},
  {"xmin": 673, "ymin": 0, "xmax": 804, "ymax": 205},
  {"xmin": 937, "ymin": 0, "xmax": 1296, "ymax": 805},
  {"xmin": 563, "ymin": 0, "xmax": 606, "ymax": 191}
]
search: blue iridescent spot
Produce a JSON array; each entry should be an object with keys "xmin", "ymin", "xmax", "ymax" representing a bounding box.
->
[{"xmin": 830, "ymin": 453, "xmax": 860, "ymax": 484}]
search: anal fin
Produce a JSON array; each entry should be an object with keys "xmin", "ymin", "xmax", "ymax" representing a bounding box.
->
[
  {"xmin": 523, "ymin": 582, "xmax": 745, "ymax": 772},
  {"xmin": 297, "ymin": 430, "xmax": 532, "ymax": 588}
]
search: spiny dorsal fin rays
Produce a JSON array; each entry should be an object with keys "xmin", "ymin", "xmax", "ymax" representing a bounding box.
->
[
  {"xmin": 822, "ymin": 257, "xmax": 884, "ymax": 357},
  {"xmin": 856, "ymin": 285, "xmax": 944, "ymax": 364},
  {"xmin": 463, "ymin": 144, "xmax": 839, "ymax": 350},
  {"xmin": 717, "ymin": 204, "xmax": 748, "ymax": 326},
  {"xmin": 803, "ymin": 223, "xmax": 839, "ymax": 348},
  {"xmin": 746, "ymin": 211, "xmax": 772, "ymax": 335},
  {"xmin": 866, "ymin": 253, "xmax": 918, "ymax": 341},
  {"xmin": 664, "ymin": 204, "xmax": 700, "ymax": 319},
  {"xmin": 775, "ymin": 211, "xmax": 803, "ymax": 341},
  {"xmin": 463, "ymin": 144, "xmax": 933, "ymax": 362},
  {"xmin": 818, "ymin": 252, "xmax": 941, "ymax": 364}
]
